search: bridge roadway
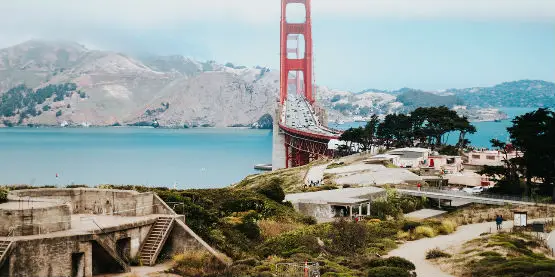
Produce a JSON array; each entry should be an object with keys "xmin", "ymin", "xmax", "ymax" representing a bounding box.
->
[
  {"xmin": 280, "ymin": 93, "xmax": 340, "ymax": 139},
  {"xmin": 395, "ymin": 185, "xmax": 548, "ymax": 206}
]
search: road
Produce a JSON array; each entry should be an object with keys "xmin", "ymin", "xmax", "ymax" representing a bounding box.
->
[{"xmin": 283, "ymin": 93, "xmax": 338, "ymax": 137}]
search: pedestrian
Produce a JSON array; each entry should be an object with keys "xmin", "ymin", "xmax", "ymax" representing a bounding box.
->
[
  {"xmin": 495, "ymin": 214, "xmax": 503, "ymax": 230},
  {"xmin": 417, "ymin": 183, "xmax": 421, "ymax": 191}
]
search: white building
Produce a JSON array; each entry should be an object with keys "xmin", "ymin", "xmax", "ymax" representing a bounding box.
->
[
  {"xmin": 386, "ymin": 148, "xmax": 431, "ymax": 168},
  {"xmin": 466, "ymin": 150, "xmax": 521, "ymax": 166}
]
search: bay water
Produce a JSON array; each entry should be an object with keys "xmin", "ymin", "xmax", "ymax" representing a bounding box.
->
[
  {"xmin": 0, "ymin": 107, "xmax": 539, "ymax": 187},
  {"xmin": 0, "ymin": 128, "xmax": 272, "ymax": 188}
]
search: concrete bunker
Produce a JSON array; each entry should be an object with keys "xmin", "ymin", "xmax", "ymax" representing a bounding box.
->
[{"xmin": 0, "ymin": 188, "xmax": 228, "ymax": 277}]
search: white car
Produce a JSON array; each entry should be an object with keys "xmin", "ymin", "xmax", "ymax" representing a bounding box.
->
[{"xmin": 463, "ymin": 186, "xmax": 484, "ymax": 194}]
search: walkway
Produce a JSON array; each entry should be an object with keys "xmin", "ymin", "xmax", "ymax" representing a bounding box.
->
[
  {"xmin": 304, "ymin": 163, "xmax": 328, "ymax": 185},
  {"xmin": 95, "ymin": 261, "xmax": 177, "ymax": 277},
  {"xmin": 397, "ymin": 186, "xmax": 543, "ymax": 206},
  {"xmin": 389, "ymin": 220, "xmax": 514, "ymax": 277}
]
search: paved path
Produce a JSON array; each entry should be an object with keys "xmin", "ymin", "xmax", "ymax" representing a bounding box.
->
[
  {"xmin": 389, "ymin": 220, "xmax": 514, "ymax": 277},
  {"xmin": 95, "ymin": 261, "xmax": 177, "ymax": 277},
  {"xmin": 305, "ymin": 163, "xmax": 328, "ymax": 185}
]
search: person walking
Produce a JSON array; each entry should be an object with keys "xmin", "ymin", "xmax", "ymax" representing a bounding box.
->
[{"xmin": 495, "ymin": 214, "xmax": 503, "ymax": 230}]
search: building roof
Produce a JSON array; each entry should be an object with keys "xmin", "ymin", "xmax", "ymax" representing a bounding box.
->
[
  {"xmin": 285, "ymin": 187, "xmax": 385, "ymax": 205},
  {"xmin": 387, "ymin": 147, "xmax": 430, "ymax": 154}
]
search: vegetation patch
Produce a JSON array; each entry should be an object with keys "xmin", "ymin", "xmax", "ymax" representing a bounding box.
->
[
  {"xmin": 426, "ymin": 248, "xmax": 452, "ymax": 259},
  {"xmin": 431, "ymin": 232, "xmax": 555, "ymax": 277}
]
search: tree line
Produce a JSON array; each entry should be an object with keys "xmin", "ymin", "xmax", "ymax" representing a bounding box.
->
[
  {"xmin": 0, "ymin": 83, "xmax": 84, "ymax": 124},
  {"xmin": 338, "ymin": 106, "xmax": 476, "ymax": 154}
]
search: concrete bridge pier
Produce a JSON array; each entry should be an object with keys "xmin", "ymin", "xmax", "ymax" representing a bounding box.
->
[{"xmin": 272, "ymin": 108, "xmax": 286, "ymax": 171}]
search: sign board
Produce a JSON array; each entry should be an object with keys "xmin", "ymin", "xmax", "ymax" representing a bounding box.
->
[
  {"xmin": 513, "ymin": 212, "xmax": 527, "ymax": 227},
  {"xmin": 532, "ymin": 222, "xmax": 544, "ymax": 232}
]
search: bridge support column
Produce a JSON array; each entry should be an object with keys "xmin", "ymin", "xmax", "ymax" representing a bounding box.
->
[{"xmin": 272, "ymin": 110, "xmax": 286, "ymax": 171}]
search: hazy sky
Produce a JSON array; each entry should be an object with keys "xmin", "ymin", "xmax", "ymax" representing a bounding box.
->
[{"xmin": 0, "ymin": 0, "xmax": 554, "ymax": 91}]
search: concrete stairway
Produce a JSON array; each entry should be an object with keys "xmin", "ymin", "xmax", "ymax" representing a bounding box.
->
[
  {"xmin": 0, "ymin": 239, "xmax": 14, "ymax": 269},
  {"xmin": 139, "ymin": 217, "xmax": 174, "ymax": 266}
]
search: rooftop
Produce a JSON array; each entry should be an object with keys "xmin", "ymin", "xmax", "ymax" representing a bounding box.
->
[
  {"xmin": 387, "ymin": 147, "xmax": 430, "ymax": 153},
  {"xmin": 285, "ymin": 187, "xmax": 385, "ymax": 205}
]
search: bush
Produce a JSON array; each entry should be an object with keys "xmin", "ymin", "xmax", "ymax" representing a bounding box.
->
[
  {"xmin": 173, "ymin": 251, "xmax": 225, "ymax": 276},
  {"xmin": 438, "ymin": 220, "xmax": 457, "ymax": 235},
  {"xmin": 414, "ymin": 225, "xmax": 436, "ymax": 238},
  {"xmin": 55, "ymin": 110, "xmax": 62, "ymax": 117},
  {"xmin": 367, "ymin": 266, "xmax": 411, "ymax": 277},
  {"xmin": 366, "ymin": 257, "xmax": 415, "ymax": 271},
  {"xmin": 0, "ymin": 188, "xmax": 8, "ymax": 203},
  {"xmin": 329, "ymin": 219, "xmax": 369, "ymax": 254},
  {"xmin": 255, "ymin": 177, "xmax": 285, "ymax": 202},
  {"xmin": 426, "ymin": 248, "xmax": 451, "ymax": 259},
  {"xmin": 42, "ymin": 105, "xmax": 51, "ymax": 111}
]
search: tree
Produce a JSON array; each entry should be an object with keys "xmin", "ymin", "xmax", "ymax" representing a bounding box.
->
[
  {"xmin": 454, "ymin": 116, "xmax": 476, "ymax": 149},
  {"xmin": 508, "ymin": 108, "xmax": 555, "ymax": 199},
  {"xmin": 478, "ymin": 139, "xmax": 523, "ymax": 195}
]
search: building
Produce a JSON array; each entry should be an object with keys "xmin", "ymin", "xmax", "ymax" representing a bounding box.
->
[
  {"xmin": 0, "ymin": 188, "xmax": 227, "ymax": 277},
  {"xmin": 465, "ymin": 149, "xmax": 521, "ymax": 166},
  {"xmin": 423, "ymin": 155, "xmax": 464, "ymax": 174},
  {"xmin": 386, "ymin": 148, "xmax": 431, "ymax": 168},
  {"xmin": 285, "ymin": 187, "xmax": 386, "ymax": 222}
]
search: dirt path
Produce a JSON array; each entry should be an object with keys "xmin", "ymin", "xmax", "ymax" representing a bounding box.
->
[
  {"xmin": 388, "ymin": 220, "xmax": 514, "ymax": 277},
  {"xmin": 95, "ymin": 261, "xmax": 177, "ymax": 277}
]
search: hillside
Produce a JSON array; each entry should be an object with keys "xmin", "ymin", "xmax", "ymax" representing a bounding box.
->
[
  {"xmin": 0, "ymin": 40, "xmax": 278, "ymax": 127},
  {"xmin": 1, "ymin": 40, "xmax": 553, "ymax": 127},
  {"xmin": 449, "ymin": 80, "xmax": 555, "ymax": 108},
  {"xmin": 395, "ymin": 89, "xmax": 464, "ymax": 111}
]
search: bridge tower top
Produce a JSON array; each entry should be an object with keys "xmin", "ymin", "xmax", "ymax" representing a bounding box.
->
[{"xmin": 280, "ymin": 0, "xmax": 314, "ymax": 104}]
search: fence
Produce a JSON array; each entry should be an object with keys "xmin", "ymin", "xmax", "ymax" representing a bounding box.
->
[
  {"xmin": 276, "ymin": 262, "xmax": 320, "ymax": 277},
  {"xmin": 393, "ymin": 184, "xmax": 544, "ymax": 205}
]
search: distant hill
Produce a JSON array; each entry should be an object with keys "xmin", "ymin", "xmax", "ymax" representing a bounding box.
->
[
  {"xmin": 0, "ymin": 40, "xmax": 553, "ymax": 127},
  {"xmin": 0, "ymin": 40, "xmax": 278, "ymax": 127},
  {"xmin": 395, "ymin": 89, "xmax": 464, "ymax": 111},
  {"xmin": 448, "ymin": 80, "xmax": 555, "ymax": 108}
]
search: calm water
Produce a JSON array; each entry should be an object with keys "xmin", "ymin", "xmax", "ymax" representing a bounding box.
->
[
  {"xmin": 0, "ymin": 107, "xmax": 540, "ymax": 187},
  {"xmin": 0, "ymin": 128, "xmax": 272, "ymax": 188},
  {"xmin": 329, "ymin": 107, "xmax": 539, "ymax": 148}
]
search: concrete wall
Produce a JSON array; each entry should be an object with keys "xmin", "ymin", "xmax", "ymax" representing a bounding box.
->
[
  {"xmin": 294, "ymin": 203, "xmax": 334, "ymax": 219},
  {"xmin": 8, "ymin": 189, "xmax": 163, "ymax": 217},
  {"xmin": 8, "ymin": 237, "xmax": 93, "ymax": 277},
  {"xmin": 0, "ymin": 204, "xmax": 71, "ymax": 236}
]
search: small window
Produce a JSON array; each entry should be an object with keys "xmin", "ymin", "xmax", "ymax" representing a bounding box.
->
[
  {"xmin": 472, "ymin": 155, "xmax": 480, "ymax": 159},
  {"xmin": 486, "ymin": 155, "xmax": 496, "ymax": 160}
]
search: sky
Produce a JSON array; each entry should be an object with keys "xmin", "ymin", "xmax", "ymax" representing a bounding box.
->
[{"xmin": 0, "ymin": 0, "xmax": 554, "ymax": 91}]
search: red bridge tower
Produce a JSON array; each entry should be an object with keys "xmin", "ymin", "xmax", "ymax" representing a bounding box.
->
[{"xmin": 280, "ymin": 0, "xmax": 314, "ymax": 104}]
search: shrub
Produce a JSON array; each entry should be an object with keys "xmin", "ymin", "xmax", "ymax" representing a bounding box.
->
[
  {"xmin": 366, "ymin": 257, "xmax": 415, "ymax": 271},
  {"xmin": 426, "ymin": 248, "xmax": 451, "ymax": 259},
  {"xmin": 55, "ymin": 110, "xmax": 62, "ymax": 117},
  {"xmin": 438, "ymin": 220, "xmax": 457, "ymax": 235},
  {"xmin": 329, "ymin": 219, "xmax": 369, "ymax": 254},
  {"xmin": 255, "ymin": 177, "xmax": 285, "ymax": 202},
  {"xmin": 0, "ymin": 188, "xmax": 7, "ymax": 203},
  {"xmin": 367, "ymin": 266, "xmax": 411, "ymax": 277},
  {"xmin": 173, "ymin": 251, "xmax": 225, "ymax": 276},
  {"xmin": 415, "ymin": 226, "xmax": 436, "ymax": 238},
  {"xmin": 258, "ymin": 220, "xmax": 300, "ymax": 239}
]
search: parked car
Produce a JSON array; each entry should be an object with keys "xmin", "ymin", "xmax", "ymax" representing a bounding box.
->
[{"xmin": 463, "ymin": 186, "xmax": 483, "ymax": 194}]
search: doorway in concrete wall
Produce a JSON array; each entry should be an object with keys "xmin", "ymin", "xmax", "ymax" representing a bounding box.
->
[
  {"xmin": 116, "ymin": 237, "xmax": 131, "ymax": 262},
  {"xmin": 71, "ymin": 252, "xmax": 85, "ymax": 277}
]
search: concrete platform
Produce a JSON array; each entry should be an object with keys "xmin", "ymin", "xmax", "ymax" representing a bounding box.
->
[
  {"xmin": 2, "ymin": 214, "xmax": 165, "ymax": 240},
  {"xmin": 404, "ymin": 209, "xmax": 447, "ymax": 220}
]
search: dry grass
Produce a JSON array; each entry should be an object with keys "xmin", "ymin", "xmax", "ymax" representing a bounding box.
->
[
  {"xmin": 441, "ymin": 204, "xmax": 555, "ymax": 226},
  {"xmin": 173, "ymin": 251, "xmax": 226, "ymax": 276},
  {"xmin": 430, "ymin": 232, "xmax": 555, "ymax": 277},
  {"xmin": 258, "ymin": 220, "xmax": 302, "ymax": 239},
  {"xmin": 415, "ymin": 225, "xmax": 436, "ymax": 238}
]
